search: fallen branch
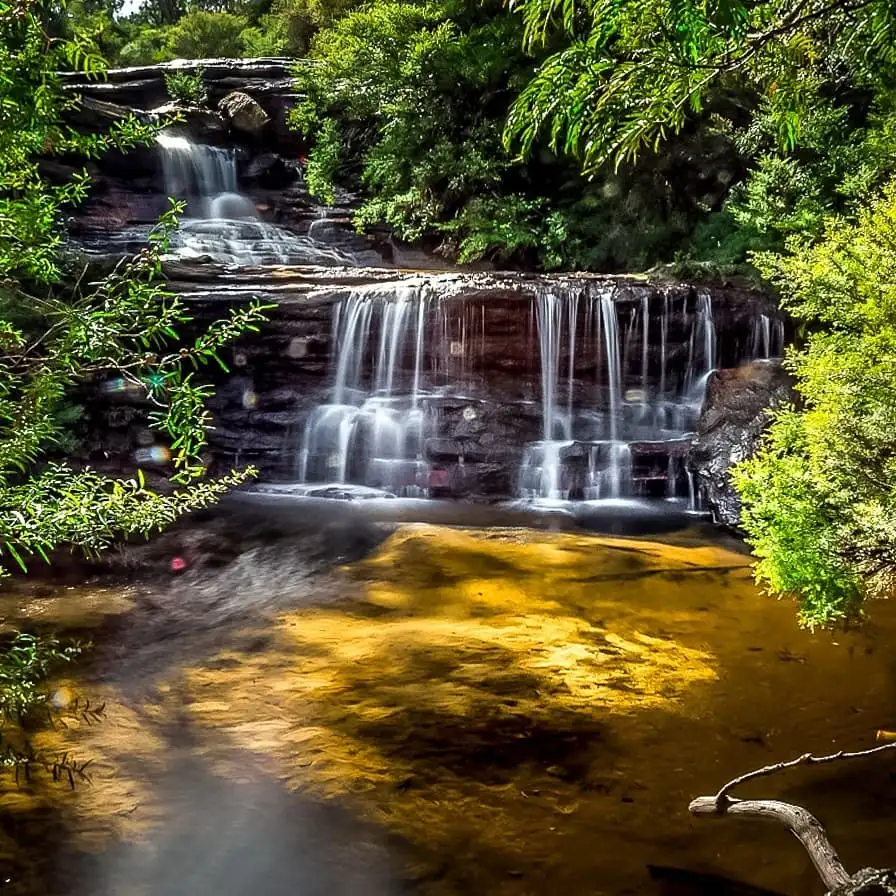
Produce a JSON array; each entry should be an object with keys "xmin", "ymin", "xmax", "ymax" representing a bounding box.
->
[
  {"xmin": 689, "ymin": 796, "xmax": 849, "ymax": 891},
  {"xmin": 712, "ymin": 742, "xmax": 896, "ymax": 804},
  {"xmin": 689, "ymin": 741, "xmax": 896, "ymax": 893}
]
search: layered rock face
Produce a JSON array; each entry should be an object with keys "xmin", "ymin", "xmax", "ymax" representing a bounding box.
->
[
  {"xmin": 61, "ymin": 59, "xmax": 300, "ymax": 142},
  {"xmin": 146, "ymin": 264, "xmax": 784, "ymax": 510},
  {"xmin": 690, "ymin": 361, "xmax": 797, "ymax": 527},
  {"xmin": 59, "ymin": 62, "xmax": 790, "ymax": 522}
]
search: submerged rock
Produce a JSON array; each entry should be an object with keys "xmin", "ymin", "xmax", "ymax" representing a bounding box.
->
[{"xmin": 690, "ymin": 360, "xmax": 796, "ymax": 527}]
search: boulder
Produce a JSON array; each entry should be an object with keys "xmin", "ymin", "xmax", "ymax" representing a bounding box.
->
[
  {"xmin": 219, "ymin": 91, "xmax": 270, "ymax": 135},
  {"xmin": 689, "ymin": 359, "xmax": 796, "ymax": 527},
  {"xmin": 150, "ymin": 102, "xmax": 228, "ymax": 139}
]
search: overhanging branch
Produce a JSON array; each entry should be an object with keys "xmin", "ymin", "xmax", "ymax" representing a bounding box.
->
[{"xmin": 689, "ymin": 741, "xmax": 896, "ymax": 893}]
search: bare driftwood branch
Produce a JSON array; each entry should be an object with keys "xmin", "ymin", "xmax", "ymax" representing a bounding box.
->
[
  {"xmin": 689, "ymin": 742, "xmax": 896, "ymax": 893},
  {"xmin": 689, "ymin": 796, "xmax": 850, "ymax": 891},
  {"xmin": 713, "ymin": 743, "xmax": 896, "ymax": 804}
]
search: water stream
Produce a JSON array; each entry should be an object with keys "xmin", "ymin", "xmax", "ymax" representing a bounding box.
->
[
  {"xmin": 155, "ymin": 133, "xmax": 364, "ymax": 266},
  {"xmin": 294, "ymin": 280, "xmax": 780, "ymax": 506},
  {"xmin": 2, "ymin": 509, "xmax": 893, "ymax": 896}
]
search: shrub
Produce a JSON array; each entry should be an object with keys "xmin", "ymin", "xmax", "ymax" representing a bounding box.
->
[
  {"xmin": 735, "ymin": 180, "xmax": 896, "ymax": 626},
  {"xmin": 164, "ymin": 67, "xmax": 208, "ymax": 105}
]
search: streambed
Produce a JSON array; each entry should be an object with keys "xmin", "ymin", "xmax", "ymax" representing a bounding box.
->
[{"xmin": 0, "ymin": 520, "xmax": 893, "ymax": 896}]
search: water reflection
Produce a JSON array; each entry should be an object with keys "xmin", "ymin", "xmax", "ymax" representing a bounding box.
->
[{"xmin": 1, "ymin": 524, "xmax": 894, "ymax": 895}]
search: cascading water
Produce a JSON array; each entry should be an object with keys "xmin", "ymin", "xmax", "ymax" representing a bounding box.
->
[
  {"xmin": 155, "ymin": 132, "xmax": 361, "ymax": 266},
  {"xmin": 750, "ymin": 312, "xmax": 785, "ymax": 360},
  {"xmin": 517, "ymin": 285, "xmax": 766, "ymax": 506},
  {"xmin": 294, "ymin": 277, "xmax": 784, "ymax": 505},
  {"xmin": 297, "ymin": 282, "xmax": 436, "ymax": 496}
]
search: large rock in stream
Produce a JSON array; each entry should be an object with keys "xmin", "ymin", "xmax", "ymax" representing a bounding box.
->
[{"xmin": 690, "ymin": 360, "xmax": 796, "ymax": 527}]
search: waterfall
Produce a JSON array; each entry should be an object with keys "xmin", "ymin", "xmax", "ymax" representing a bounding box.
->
[
  {"xmin": 517, "ymin": 289, "xmax": 579, "ymax": 499},
  {"xmin": 685, "ymin": 290, "xmax": 717, "ymax": 395},
  {"xmin": 157, "ymin": 134, "xmax": 241, "ymax": 215},
  {"xmin": 520, "ymin": 286, "xmax": 756, "ymax": 506},
  {"xmin": 297, "ymin": 282, "xmax": 435, "ymax": 496},
  {"xmin": 155, "ymin": 132, "xmax": 362, "ymax": 266},
  {"xmin": 750, "ymin": 312, "xmax": 786, "ymax": 360},
  {"xmin": 295, "ymin": 279, "xmax": 784, "ymax": 505}
]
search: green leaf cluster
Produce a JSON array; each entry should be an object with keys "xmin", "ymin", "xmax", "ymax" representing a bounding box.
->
[
  {"xmin": 288, "ymin": 0, "xmax": 719, "ymax": 269},
  {"xmin": 164, "ymin": 67, "xmax": 209, "ymax": 105},
  {"xmin": 734, "ymin": 181, "xmax": 896, "ymax": 626},
  {"xmin": 506, "ymin": 0, "xmax": 896, "ymax": 265},
  {"xmin": 0, "ymin": 0, "xmax": 267, "ymax": 774}
]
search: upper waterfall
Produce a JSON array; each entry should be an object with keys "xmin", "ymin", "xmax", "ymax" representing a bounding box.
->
[{"xmin": 154, "ymin": 132, "xmax": 366, "ymax": 267}]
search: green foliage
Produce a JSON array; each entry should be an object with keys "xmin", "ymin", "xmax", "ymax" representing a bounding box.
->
[
  {"xmin": 161, "ymin": 9, "xmax": 248, "ymax": 58},
  {"xmin": 243, "ymin": 0, "xmax": 361, "ymax": 55},
  {"xmin": 290, "ymin": 1, "xmax": 535, "ymax": 261},
  {"xmin": 0, "ymin": 1, "xmax": 267, "ymax": 774},
  {"xmin": 505, "ymin": 0, "xmax": 896, "ymax": 174},
  {"xmin": 504, "ymin": 0, "xmax": 896, "ymax": 267},
  {"xmin": 304, "ymin": 117, "xmax": 341, "ymax": 205},
  {"xmin": 734, "ymin": 181, "xmax": 896, "ymax": 625},
  {"xmin": 164, "ymin": 67, "xmax": 209, "ymax": 105},
  {"xmin": 289, "ymin": 0, "xmax": 714, "ymax": 269},
  {"xmin": 117, "ymin": 28, "xmax": 169, "ymax": 65},
  {"xmin": 0, "ymin": 632, "xmax": 98, "ymax": 785},
  {"xmin": 0, "ymin": 633, "xmax": 82, "ymax": 723}
]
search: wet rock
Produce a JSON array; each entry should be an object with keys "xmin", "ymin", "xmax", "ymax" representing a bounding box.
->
[
  {"xmin": 689, "ymin": 360, "xmax": 796, "ymax": 527},
  {"xmin": 75, "ymin": 269, "xmax": 785, "ymax": 497},
  {"xmin": 64, "ymin": 95, "xmax": 144, "ymax": 132},
  {"xmin": 219, "ymin": 90, "xmax": 270, "ymax": 135},
  {"xmin": 245, "ymin": 152, "xmax": 297, "ymax": 188},
  {"xmin": 829, "ymin": 868, "xmax": 896, "ymax": 896},
  {"xmin": 150, "ymin": 103, "xmax": 228, "ymax": 139}
]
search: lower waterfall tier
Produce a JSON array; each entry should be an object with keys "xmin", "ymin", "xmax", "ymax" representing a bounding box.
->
[{"xmin": 86, "ymin": 266, "xmax": 789, "ymax": 521}]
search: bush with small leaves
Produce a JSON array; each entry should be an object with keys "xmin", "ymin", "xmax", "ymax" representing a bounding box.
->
[
  {"xmin": 164, "ymin": 68, "xmax": 209, "ymax": 106},
  {"xmin": 0, "ymin": 1, "xmax": 268, "ymax": 778}
]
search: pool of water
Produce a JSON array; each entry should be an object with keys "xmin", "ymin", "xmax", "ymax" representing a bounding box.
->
[{"xmin": 0, "ymin": 519, "xmax": 893, "ymax": 895}]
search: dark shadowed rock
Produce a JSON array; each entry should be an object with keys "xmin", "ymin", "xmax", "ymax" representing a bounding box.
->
[
  {"xmin": 689, "ymin": 360, "xmax": 796, "ymax": 527},
  {"xmin": 245, "ymin": 152, "xmax": 298, "ymax": 188},
  {"xmin": 150, "ymin": 103, "xmax": 228, "ymax": 139}
]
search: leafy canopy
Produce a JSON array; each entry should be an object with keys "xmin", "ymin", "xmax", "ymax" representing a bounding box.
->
[
  {"xmin": 505, "ymin": 0, "xmax": 896, "ymax": 173},
  {"xmin": 290, "ymin": 0, "xmax": 726, "ymax": 269}
]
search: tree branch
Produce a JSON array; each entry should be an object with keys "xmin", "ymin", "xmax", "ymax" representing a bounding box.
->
[
  {"xmin": 689, "ymin": 742, "xmax": 896, "ymax": 893},
  {"xmin": 689, "ymin": 796, "xmax": 850, "ymax": 891},
  {"xmin": 714, "ymin": 742, "xmax": 896, "ymax": 803}
]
